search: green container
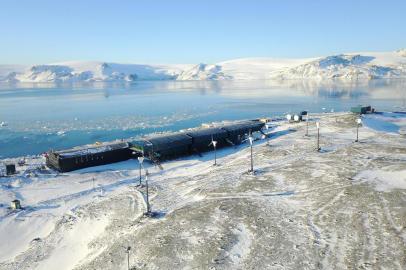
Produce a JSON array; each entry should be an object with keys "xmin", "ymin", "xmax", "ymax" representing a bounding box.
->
[{"xmin": 351, "ymin": 105, "xmax": 371, "ymax": 114}]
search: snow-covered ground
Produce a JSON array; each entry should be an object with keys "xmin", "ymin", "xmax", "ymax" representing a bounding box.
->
[
  {"xmin": 1, "ymin": 112, "xmax": 406, "ymax": 269},
  {"xmin": 1, "ymin": 49, "xmax": 406, "ymax": 82}
]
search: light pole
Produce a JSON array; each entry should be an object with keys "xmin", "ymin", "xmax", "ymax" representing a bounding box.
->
[
  {"xmin": 125, "ymin": 246, "xmax": 131, "ymax": 270},
  {"xmin": 355, "ymin": 118, "xmax": 362, "ymax": 142},
  {"xmin": 265, "ymin": 124, "xmax": 270, "ymax": 145},
  {"xmin": 145, "ymin": 169, "xmax": 150, "ymax": 215},
  {"xmin": 137, "ymin": 156, "xmax": 144, "ymax": 186},
  {"xmin": 316, "ymin": 122, "xmax": 321, "ymax": 151},
  {"xmin": 99, "ymin": 184, "xmax": 104, "ymax": 196},
  {"xmin": 305, "ymin": 114, "xmax": 309, "ymax": 137},
  {"xmin": 212, "ymin": 140, "xmax": 217, "ymax": 166},
  {"xmin": 248, "ymin": 135, "xmax": 254, "ymax": 173}
]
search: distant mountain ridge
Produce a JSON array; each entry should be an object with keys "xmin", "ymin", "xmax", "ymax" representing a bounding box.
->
[{"xmin": 1, "ymin": 50, "xmax": 405, "ymax": 82}]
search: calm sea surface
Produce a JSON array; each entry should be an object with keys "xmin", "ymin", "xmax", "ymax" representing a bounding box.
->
[{"xmin": 1, "ymin": 80, "xmax": 405, "ymax": 158}]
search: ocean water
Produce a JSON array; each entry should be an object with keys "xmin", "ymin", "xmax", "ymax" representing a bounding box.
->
[{"xmin": 0, "ymin": 79, "xmax": 405, "ymax": 158}]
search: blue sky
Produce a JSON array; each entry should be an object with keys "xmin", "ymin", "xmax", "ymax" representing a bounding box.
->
[{"xmin": 1, "ymin": 0, "xmax": 405, "ymax": 64}]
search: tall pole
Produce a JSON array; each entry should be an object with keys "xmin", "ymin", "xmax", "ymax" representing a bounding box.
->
[
  {"xmin": 305, "ymin": 114, "xmax": 309, "ymax": 137},
  {"xmin": 126, "ymin": 246, "xmax": 131, "ymax": 270},
  {"xmin": 137, "ymin": 156, "xmax": 144, "ymax": 186},
  {"xmin": 212, "ymin": 140, "xmax": 218, "ymax": 166},
  {"xmin": 139, "ymin": 163, "xmax": 142, "ymax": 184},
  {"xmin": 316, "ymin": 122, "xmax": 320, "ymax": 151},
  {"xmin": 250, "ymin": 142, "xmax": 253, "ymax": 172},
  {"xmin": 248, "ymin": 134, "xmax": 254, "ymax": 173},
  {"xmin": 127, "ymin": 250, "xmax": 130, "ymax": 270},
  {"xmin": 355, "ymin": 118, "xmax": 362, "ymax": 142},
  {"xmin": 214, "ymin": 145, "xmax": 217, "ymax": 166},
  {"xmin": 145, "ymin": 170, "xmax": 150, "ymax": 214},
  {"xmin": 265, "ymin": 124, "xmax": 270, "ymax": 145}
]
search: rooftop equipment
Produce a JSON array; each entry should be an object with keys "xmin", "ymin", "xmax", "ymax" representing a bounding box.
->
[{"xmin": 287, "ymin": 112, "xmax": 308, "ymax": 122}]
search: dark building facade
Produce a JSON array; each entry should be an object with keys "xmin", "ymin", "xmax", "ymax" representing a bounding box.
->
[
  {"xmin": 131, "ymin": 120, "xmax": 265, "ymax": 161},
  {"xmin": 6, "ymin": 164, "xmax": 16, "ymax": 175},
  {"xmin": 131, "ymin": 133, "xmax": 193, "ymax": 161},
  {"xmin": 221, "ymin": 120, "xmax": 264, "ymax": 144},
  {"xmin": 186, "ymin": 127, "xmax": 229, "ymax": 153},
  {"xmin": 46, "ymin": 120, "xmax": 266, "ymax": 172},
  {"xmin": 46, "ymin": 142, "xmax": 132, "ymax": 172}
]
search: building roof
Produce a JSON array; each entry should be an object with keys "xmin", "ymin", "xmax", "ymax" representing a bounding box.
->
[
  {"xmin": 132, "ymin": 132, "xmax": 193, "ymax": 152},
  {"xmin": 185, "ymin": 127, "xmax": 228, "ymax": 139},
  {"xmin": 54, "ymin": 142, "xmax": 129, "ymax": 158},
  {"xmin": 145, "ymin": 133, "xmax": 192, "ymax": 145},
  {"xmin": 221, "ymin": 120, "xmax": 264, "ymax": 133}
]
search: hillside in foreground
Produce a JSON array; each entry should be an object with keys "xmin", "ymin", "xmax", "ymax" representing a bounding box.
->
[{"xmin": 1, "ymin": 112, "xmax": 405, "ymax": 269}]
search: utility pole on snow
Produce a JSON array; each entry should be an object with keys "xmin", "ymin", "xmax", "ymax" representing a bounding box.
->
[
  {"xmin": 305, "ymin": 114, "xmax": 309, "ymax": 137},
  {"xmin": 355, "ymin": 118, "xmax": 362, "ymax": 142},
  {"xmin": 212, "ymin": 140, "xmax": 218, "ymax": 166},
  {"xmin": 137, "ymin": 156, "xmax": 144, "ymax": 186},
  {"xmin": 316, "ymin": 122, "xmax": 321, "ymax": 151},
  {"xmin": 265, "ymin": 124, "xmax": 270, "ymax": 145},
  {"xmin": 145, "ymin": 170, "xmax": 151, "ymax": 214},
  {"xmin": 125, "ymin": 246, "xmax": 131, "ymax": 270},
  {"xmin": 248, "ymin": 132, "xmax": 254, "ymax": 173}
]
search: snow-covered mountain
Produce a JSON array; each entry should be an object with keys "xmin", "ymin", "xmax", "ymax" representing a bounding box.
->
[
  {"xmin": 176, "ymin": 63, "xmax": 231, "ymax": 80},
  {"xmin": 0, "ymin": 62, "xmax": 191, "ymax": 83},
  {"xmin": 271, "ymin": 52, "xmax": 406, "ymax": 80},
  {"xmin": 1, "ymin": 49, "xmax": 406, "ymax": 82}
]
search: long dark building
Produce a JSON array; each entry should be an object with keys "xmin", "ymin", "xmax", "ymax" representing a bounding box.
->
[
  {"xmin": 221, "ymin": 120, "xmax": 264, "ymax": 144},
  {"xmin": 46, "ymin": 119, "xmax": 266, "ymax": 172},
  {"xmin": 46, "ymin": 142, "xmax": 132, "ymax": 172},
  {"xmin": 131, "ymin": 132, "xmax": 193, "ymax": 161},
  {"xmin": 131, "ymin": 120, "xmax": 265, "ymax": 161},
  {"xmin": 186, "ymin": 127, "xmax": 229, "ymax": 153}
]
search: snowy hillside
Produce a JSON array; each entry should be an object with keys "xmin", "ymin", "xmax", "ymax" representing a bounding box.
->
[
  {"xmin": 1, "ymin": 113, "xmax": 406, "ymax": 269},
  {"xmin": 0, "ymin": 65, "xmax": 27, "ymax": 81},
  {"xmin": 1, "ymin": 62, "xmax": 192, "ymax": 83},
  {"xmin": 176, "ymin": 63, "xmax": 231, "ymax": 80},
  {"xmin": 217, "ymin": 57, "xmax": 311, "ymax": 80},
  {"xmin": 271, "ymin": 51, "xmax": 406, "ymax": 80},
  {"xmin": 1, "ymin": 49, "xmax": 406, "ymax": 82}
]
